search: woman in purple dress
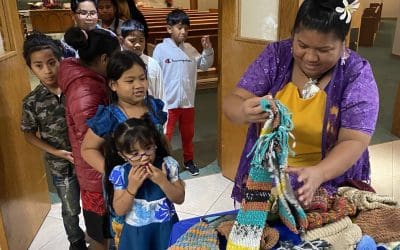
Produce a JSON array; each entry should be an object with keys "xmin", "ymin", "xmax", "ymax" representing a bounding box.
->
[{"xmin": 223, "ymin": 0, "xmax": 379, "ymax": 207}]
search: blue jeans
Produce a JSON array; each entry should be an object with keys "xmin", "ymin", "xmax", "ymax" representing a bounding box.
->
[{"xmin": 52, "ymin": 174, "xmax": 85, "ymax": 244}]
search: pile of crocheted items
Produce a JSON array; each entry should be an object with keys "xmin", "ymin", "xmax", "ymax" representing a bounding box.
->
[
  {"xmin": 217, "ymin": 220, "xmax": 279, "ymax": 250},
  {"xmin": 227, "ymin": 99, "xmax": 307, "ymax": 250},
  {"xmin": 354, "ymin": 207, "xmax": 400, "ymax": 243},
  {"xmin": 306, "ymin": 187, "xmax": 357, "ymax": 230},
  {"xmin": 168, "ymin": 221, "xmax": 219, "ymax": 250},
  {"xmin": 302, "ymin": 216, "xmax": 362, "ymax": 250},
  {"xmin": 338, "ymin": 186, "xmax": 398, "ymax": 210}
]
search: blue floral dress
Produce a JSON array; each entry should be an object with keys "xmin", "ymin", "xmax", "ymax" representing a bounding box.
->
[{"xmin": 109, "ymin": 156, "xmax": 180, "ymax": 250}]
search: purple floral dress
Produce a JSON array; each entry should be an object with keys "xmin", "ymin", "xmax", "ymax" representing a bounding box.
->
[{"xmin": 232, "ymin": 39, "xmax": 379, "ymax": 202}]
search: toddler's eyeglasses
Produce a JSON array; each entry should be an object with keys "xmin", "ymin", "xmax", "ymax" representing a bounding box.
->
[
  {"xmin": 125, "ymin": 145, "xmax": 157, "ymax": 162},
  {"xmin": 76, "ymin": 10, "xmax": 98, "ymax": 17}
]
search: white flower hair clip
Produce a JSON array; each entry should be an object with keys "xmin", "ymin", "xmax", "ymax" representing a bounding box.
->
[{"xmin": 335, "ymin": 0, "xmax": 360, "ymax": 24}]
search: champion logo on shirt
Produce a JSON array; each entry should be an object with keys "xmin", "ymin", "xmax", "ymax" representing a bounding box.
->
[{"xmin": 165, "ymin": 58, "xmax": 171, "ymax": 63}]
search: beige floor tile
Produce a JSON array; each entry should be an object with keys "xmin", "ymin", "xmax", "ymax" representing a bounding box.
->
[
  {"xmin": 29, "ymin": 216, "xmax": 65, "ymax": 250},
  {"xmin": 206, "ymin": 183, "xmax": 236, "ymax": 215},
  {"xmin": 369, "ymin": 142, "xmax": 394, "ymax": 197}
]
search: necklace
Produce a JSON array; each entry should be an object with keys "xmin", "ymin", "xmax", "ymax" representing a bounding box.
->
[{"xmin": 298, "ymin": 66, "xmax": 333, "ymax": 99}]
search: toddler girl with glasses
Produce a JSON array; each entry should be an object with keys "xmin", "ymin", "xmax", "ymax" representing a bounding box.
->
[{"xmin": 104, "ymin": 117, "xmax": 185, "ymax": 250}]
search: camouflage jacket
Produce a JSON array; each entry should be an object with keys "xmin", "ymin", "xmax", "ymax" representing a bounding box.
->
[{"xmin": 21, "ymin": 84, "xmax": 73, "ymax": 177}]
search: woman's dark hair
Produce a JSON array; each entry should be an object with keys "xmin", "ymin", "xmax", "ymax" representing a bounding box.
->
[
  {"xmin": 106, "ymin": 50, "xmax": 148, "ymax": 103},
  {"xmin": 166, "ymin": 9, "xmax": 190, "ymax": 26},
  {"xmin": 292, "ymin": 0, "xmax": 353, "ymax": 41},
  {"xmin": 23, "ymin": 32, "xmax": 62, "ymax": 67},
  {"xmin": 104, "ymin": 115, "xmax": 169, "ymax": 212},
  {"xmin": 71, "ymin": 0, "xmax": 98, "ymax": 13},
  {"xmin": 64, "ymin": 27, "xmax": 120, "ymax": 65},
  {"xmin": 120, "ymin": 19, "xmax": 145, "ymax": 39}
]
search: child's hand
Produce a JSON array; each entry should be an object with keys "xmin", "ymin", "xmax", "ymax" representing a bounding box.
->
[
  {"xmin": 127, "ymin": 165, "xmax": 148, "ymax": 195},
  {"xmin": 201, "ymin": 35, "xmax": 212, "ymax": 49},
  {"xmin": 58, "ymin": 150, "xmax": 74, "ymax": 164},
  {"xmin": 146, "ymin": 163, "xmax": 167, "ymax": 185}
]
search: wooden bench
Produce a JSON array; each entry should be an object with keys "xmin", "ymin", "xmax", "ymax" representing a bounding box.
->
[
  {"xmin": 148, "ymin": 22, "xmax": 217, "ymax": 33},
  {"xmin": 359, "ymin": 3, "xmax": 382, "ymax": 47},
  {"xmin": 29, "ymin": 9, "xmax": 73, "ymax": 33},
  {"xmin": 145, "ymin": 8, "xmax": 219, "ymax": 89}
]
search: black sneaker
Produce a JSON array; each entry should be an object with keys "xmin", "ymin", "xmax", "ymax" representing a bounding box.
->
[
  {"xmin": 69, "ymin": 239, "xmax": 88, "ymax": 250},
  {"xmin": 184, "ymin": 160, "xmax": 200, "ymax": 176}
]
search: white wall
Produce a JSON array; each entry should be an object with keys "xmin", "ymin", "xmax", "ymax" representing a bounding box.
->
[{"xmin": 381, "ymin": 0, "xmax": 400, "ymax": 18}]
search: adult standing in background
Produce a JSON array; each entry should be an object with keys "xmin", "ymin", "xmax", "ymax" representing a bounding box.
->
[{"xmin": 62, "ymin": 0, "xmax": 99, "ymax": 58}]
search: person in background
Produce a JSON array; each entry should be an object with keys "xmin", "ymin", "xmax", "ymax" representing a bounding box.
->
[
  {"xmin": 21, "ymin": 32, "xmax": 87, "ymax": 250},
  {"xmin": 62, "ymin": 0, "xmax": 99, "ymax": 58},
  {"xmin": 98, "ymin": 0, "xmax": 124, "ymax": 36},
  {"xmin": 104, "ymin": 117, "xmax": 185, "ymax": 250},
  {"xmin": 117, "ymin": 0, "xmax": 149, "ymax": 54},
  {"xmin": 120, "ymin": 19, "xmax": 164, "ymax": 101},
  {"xmin": 152, "ymin": 9, "xmax": 214, "ymax": 176},
  {"xmin": 223, "ymin": 0, "xmax": 379, "ymax": 207},
  {"xmin": 58, "ymin": 27, "xmax": 120, "ymax": 250}
]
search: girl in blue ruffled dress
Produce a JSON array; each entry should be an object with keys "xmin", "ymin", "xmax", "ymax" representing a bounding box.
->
[
  {"xmin": 105, "ymin": 117, "xmax": 185, "ymax": 250},
  {"xmin": 81, "ymin": 50, "xmax": 169, "ymax": 247}
]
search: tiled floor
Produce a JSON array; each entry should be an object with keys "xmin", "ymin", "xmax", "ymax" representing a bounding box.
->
[{"xmin": 29, "ymin": 140, "xmax": 400, "ymax": 249}]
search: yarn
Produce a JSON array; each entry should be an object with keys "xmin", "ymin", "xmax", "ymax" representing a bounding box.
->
[
  {"xmin": 356, "ymin": 235, "xmax": 377, "ymax": 250},
  {"xmin": 217, "ymin": 220, "xmax": 279, "ymax": 250},
  {"xmin": 354, "ymin": 207, "xmax": 400, "ymax": 243},
  {"xmin": 168, "ymin": 221, "xmax": 219, "ymax": 250},
  {"xmin": 338, "ymin": 186, "xmax": 398, "ymax": 210},
  {"xmin": 227, "ymin": 99, "xmax": 307, "ymax": 250},
  {"xmin": 306, "ymin": 188, "xmax": 357, "ymax": 230},
  {"xmin": 302, "ymin": 216, "xmax": 362, "ymax": 250}
]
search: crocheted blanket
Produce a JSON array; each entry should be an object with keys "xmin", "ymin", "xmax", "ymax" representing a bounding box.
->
[{"xmin": 227, "ymin": 99, "xmax": 307, "ymax": 250}]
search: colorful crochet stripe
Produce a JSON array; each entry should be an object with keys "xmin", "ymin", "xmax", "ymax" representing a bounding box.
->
[
  {"xmin": 168, "ymin": 221, "xmax": 219, "ymax": 250},
  {"xmin": 227, "ymin": 99, "xmax": 307, "ymax": 250}
]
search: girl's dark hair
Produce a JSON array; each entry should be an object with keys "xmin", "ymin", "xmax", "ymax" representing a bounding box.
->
[
  {"xmin": 104, "ymin": 115, "xmax": 169, "ymax": 212},
  {"xmin": 106, "ymin": 50, "xmax": 147, "ymax": 103},
  {"xmin": 120, "ymin": 19, "xmax": 145, "ymax": 39},
  {"xmin": 23, "ymin": 32, "xmax": 62, "ymax": 67},
  {"xmin": 64, "ymin": 27, "xmax": 120, "ymax": 65},
  {"xmin": 126, "ymin": 0, "xmax": 149, "ymax": 40},
  {"xmin": 71, "ymin": 0, "xmax": 98, "ymax": 13},
  {"xmin": 166, "ymin": 9, "xmax": 190, "ymax": 26},
  {"xmin": 99, "ymin": 0, "xmax": 120, "ymax": 34},
  {"xmin": 292, "ymin": 0, "xmax": 353, "ymax": 41}
]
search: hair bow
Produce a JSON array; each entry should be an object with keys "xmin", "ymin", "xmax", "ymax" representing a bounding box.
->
[{"xmin": 335, "ymin": 0, "xmax": 360, "ymax": 24}]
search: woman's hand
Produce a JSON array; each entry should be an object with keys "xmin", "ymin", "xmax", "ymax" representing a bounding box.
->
[
  {"xmin": 146, "ymin": 163, "xmax": 168, "ymax": 185},
  {"xmin": 240, "ymin": 95, "xmax": 273, "ymax": 123},
  {"xmin": 286, "ymin": 166, "xmax": 325, "ymax": 207},
  {"xmin": 127, "ymin": 165, "xmax": 148, "ymax": 195}
]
